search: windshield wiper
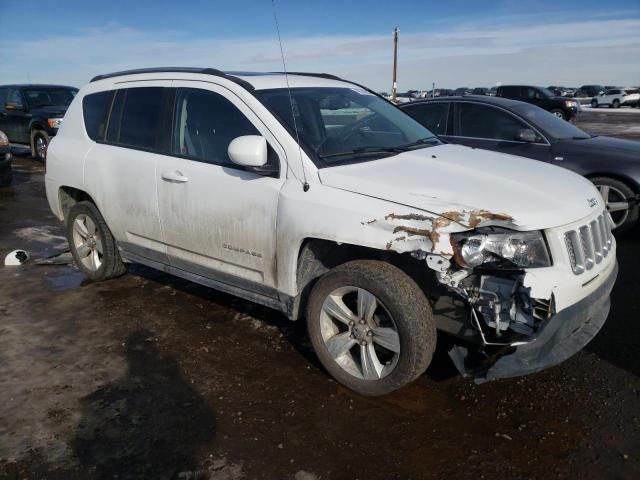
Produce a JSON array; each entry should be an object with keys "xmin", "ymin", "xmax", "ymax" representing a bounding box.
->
[{"xmin": 319, "ymin": 137, "xmax": 440, "ymax": 160}]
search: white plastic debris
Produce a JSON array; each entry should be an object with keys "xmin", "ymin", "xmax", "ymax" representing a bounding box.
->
[{"xmin": 4, "ymin": 249, "xmax": 30, "ymax": 266}]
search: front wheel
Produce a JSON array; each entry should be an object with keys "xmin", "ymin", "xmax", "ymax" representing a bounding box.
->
[
  {"xmin": 306, "ymin": 260, "xmax": 436, "ymax": 396},
  {"xmin": 67, "ymin": 201, "xmax": 127, "ymax": 281},
  {"xmin": 612, "ymin": 99, "xmax": 620, "ymax": 108},
  {"xmin": 592, "ymin": 177, "xmax": 638, "ymax": 233},
  {"xmin": 550, "ymin": 109, "xmax": 566, "ymax": 120},
  {"xmin": 31, "ymin": 130, "xmax": 49, "ymax": 161}
]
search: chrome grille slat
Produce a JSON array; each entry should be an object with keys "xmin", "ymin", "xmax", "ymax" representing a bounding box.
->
[{"xmin": 564, "ymin": 212, "xmax": 613, "ymax": 275}]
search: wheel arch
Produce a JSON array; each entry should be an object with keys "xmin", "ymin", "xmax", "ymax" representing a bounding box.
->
[
  {"xmin": 585, "ymin": 172, "xmax": 640, "ymax": 194},
  {"xmin": 58, "ymin": 186, "xmax": 98, "ymax": 224},
  {"xmin": 287, "ymin": 237, "xmax": 440, "ymax": 320}
]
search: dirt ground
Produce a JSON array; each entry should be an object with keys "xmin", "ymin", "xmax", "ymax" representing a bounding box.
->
[{"xmin": 1, "ymin": 111, "xmax": 639, "ymax": 480}]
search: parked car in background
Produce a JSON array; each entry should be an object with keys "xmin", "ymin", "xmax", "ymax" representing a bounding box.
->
[
  {"xmin": 453, "ymin": 87, "xmax": 472, "ymax": 96},
  {"xmin": 591, "ymin": 88, "xmax": 640, "ymax": 108},
  {"xmin": 0, "ymin": 84, "xmax": 78, "ymax": 160},
  {"xmin": 472, "ymin": 87, "xmax": 490, "ymax": 96},
  {"xmin": 496, "ymin": 85, "xmax": 579, "ymax": 120},
  {"xmin": 575, "ymin": 85, "xmax": 604, "ymax": 98},
  {"xmin": 0, "ymin": 130, "xmax": 11, "ymax": 186},
  {"xmin": 45, "ymin": 67, "xmax": 617, "ymax": 394},
  {"xmin": 401, "ymin": 95, "xmax": 640, "ymax": 232},
  {"xmin": 548, "ymin": 86, "xmax": 576, "ymax": 97},
  {"xmin": 488, "ymin": 86, "xmax": 498, "ymax": 96}
]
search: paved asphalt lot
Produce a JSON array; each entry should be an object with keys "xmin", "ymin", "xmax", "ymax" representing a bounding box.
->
[{"xmin": 0, "ymin": 110, "xmax": 639, "ymax": 479}]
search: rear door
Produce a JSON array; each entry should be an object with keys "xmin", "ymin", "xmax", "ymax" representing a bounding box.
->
[
  {"xmin": 83, "ymin": 84, "xmax": 171, "ymax": 264},
  {"xmin": 450, "ymin": 101, "xmax": 552, "ymax": 161},
  {"xmin": 156, "ymin": 82, "xmax": 285, "ymax": 290}
]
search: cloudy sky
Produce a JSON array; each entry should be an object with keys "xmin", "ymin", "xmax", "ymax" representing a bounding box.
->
[{"xmin": 1, "ymin": 0, "xmax": 639, "ymax": 91}]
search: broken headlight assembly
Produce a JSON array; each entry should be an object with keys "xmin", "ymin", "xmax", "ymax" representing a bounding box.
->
[{"xmin": 451, "ymin": 230, "xmax": 551, "ymax": 269}]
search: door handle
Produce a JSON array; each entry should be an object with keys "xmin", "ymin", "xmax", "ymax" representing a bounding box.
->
[{"xmin": 161, "ymin": 170, "xmax": 189, "ymax": 183}]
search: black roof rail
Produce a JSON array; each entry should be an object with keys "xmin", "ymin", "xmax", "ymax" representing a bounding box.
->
[
  {"xmin": 89, "ymin": 67, "xmax": 255, "ymax": 91},
  {"xmin": 270, "ymin": 71, "xmax": 343, "ymax": 81}
]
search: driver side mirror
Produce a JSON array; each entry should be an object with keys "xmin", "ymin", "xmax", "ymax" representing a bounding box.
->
[
  {"xmin": 516, "ymin": 128, "xmax": 539, "ymax": 143},
  {"xmin": 4, "ymin": 102, "xmax": 24, "ymax": 111},
  {"xmin": 228, "ymin": 135, "xmax": 278, "ymax": 175}
]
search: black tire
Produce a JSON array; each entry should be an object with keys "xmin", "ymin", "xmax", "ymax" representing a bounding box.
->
[
  {"xmin": 591, "ymin": 176, "xmax": 639, "ymax": 234},
  {"xmin": 31, "ymin": 130, "xmax": 49, "ymax": 161},
  {"xmin": 306, "ymin": 260, "xmax": 436, "ymax": 396},
  {"xmin": 550, "ymin": 109, "xmax": 566, "ymax": 120},
  {"xmin": 612, "ymin": 99, "xmax": 620, "ymax": 109},
  {"xmin": 0, "ymin": 167, "xmax": 11, "ymax": 187},
  {"xmin": 66, "ymin": 201, "xmax": 127, "ymax": 281},
  {"xmin": 591, "ymin": 99, "xmax": 598, "ymax": 108}
]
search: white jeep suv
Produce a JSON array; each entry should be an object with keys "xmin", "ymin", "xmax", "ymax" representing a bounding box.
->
[{"xmin": 45, "ymin": 68, "xmax": 618, "ymax": 396}]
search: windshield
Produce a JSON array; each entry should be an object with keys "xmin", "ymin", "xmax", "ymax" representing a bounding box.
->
[
  {"xmin": 23, "ymin": 87, "xmax": 77, "ymax": 108},
  {"xmin": 258, "ymin": 87, "xmax": 440, "ymax": 165},
  {"xmin": 512, "ymin": 103, "xmax": 590, "ymax": 140}
]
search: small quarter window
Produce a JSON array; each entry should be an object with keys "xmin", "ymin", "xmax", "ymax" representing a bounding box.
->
[{"xmin": 82, "ymin": 91, "xmax": 114, "ymax": 141}]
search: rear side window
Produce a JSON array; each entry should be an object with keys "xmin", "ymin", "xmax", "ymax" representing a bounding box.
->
[
  {"xmin": 107, "ymin": 87, "xmax": 164, "ymax": 150},
  {"xmin": 82, "ymin": 91, "xmax": 113, "ymax": 141},
  {"xmin": 404, "ymin": 103, "xmax": 449, "ymax": 135},
  {"xmin": 172, "ymin": 88, "xmax": 259, "ymax": 166}
]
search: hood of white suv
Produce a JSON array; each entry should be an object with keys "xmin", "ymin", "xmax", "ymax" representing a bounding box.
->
[{"xmin": 318, "ymin": 144, "xmax": 599, "ymax": 231}]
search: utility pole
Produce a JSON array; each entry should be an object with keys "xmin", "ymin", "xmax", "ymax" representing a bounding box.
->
[{"xmin": 391, "ymin": 26, "xmax": 399, "ymax": 102}]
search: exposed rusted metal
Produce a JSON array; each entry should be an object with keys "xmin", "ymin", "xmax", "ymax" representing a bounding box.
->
[
  {"xmin": 393, "ymin": 226, "xmax": 440, "ymax": 251},
  {"xmin": 385, "ymin": 213, "xmax": 432, "ymax": 222},
  {"xmin": 467, "ymin": 210, "xmax": 513, "ymax": 228}
]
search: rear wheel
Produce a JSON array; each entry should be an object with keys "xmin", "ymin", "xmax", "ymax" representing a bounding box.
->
[
  {"xmin": 550, "ymin": 109, "xmax": 566, "ymax": 120},
  {"xmin": 591, "ymin": 99, "xmax": 598, "ymax": 108},
  {"xmin": 30, "ymin": 130, "xmax": 49, "ymax": 161},
  {"xmin": 67, "ymin": 201, "xmax": 127, "ymax": 281},
  {"xmin": 612, "ymin": 99, "xmax": 620, "ymax": 108},
  {"xmin": 306, "ymin": 260, "xmax": 436, "ymax": 396},
  {"xmin": 591, "ymin": 177, "xmax": 638, "ymax": 233}
]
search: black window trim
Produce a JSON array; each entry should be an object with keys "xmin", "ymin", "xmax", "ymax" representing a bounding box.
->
[
  {"xmin": 91, "ymin": 84, "xmax": 282, "ymax": 177},
  {"xmin": 451, "ymin": 100, "xmax": 550, "ymax": 146}
]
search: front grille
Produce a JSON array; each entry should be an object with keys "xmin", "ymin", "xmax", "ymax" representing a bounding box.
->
[{"xmin": 564, "ymin": 213, "xmax": 613, "ymax": 275}]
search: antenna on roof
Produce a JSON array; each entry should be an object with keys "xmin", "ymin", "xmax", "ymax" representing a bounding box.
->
[{"xmin": 271, "ymin": 0, "xmax": 309, "ymax": 192}]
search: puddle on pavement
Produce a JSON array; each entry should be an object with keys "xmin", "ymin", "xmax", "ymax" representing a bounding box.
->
[{"xmin": 45, "ymin": 268, "xmax": 86, "ymax": 291}]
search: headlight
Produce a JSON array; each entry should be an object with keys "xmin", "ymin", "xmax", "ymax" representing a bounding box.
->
[
  {"xmin": 452, "ymin": 230, "xmax": 551, "ymax": 269},
  {"xmin": 0, "ymin": 130, "xmax": 8, "ymax": 146},
  {"xmin": 564, "ymin": 100, "xmax": 577, "ymax": 108},
  {"xmin": 47, "ymin": 118, "xmax": 63, "ymax": 128}
]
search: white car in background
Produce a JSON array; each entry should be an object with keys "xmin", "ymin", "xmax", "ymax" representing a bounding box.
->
[
  {"xmin": 591, "ymin": 88, "xmax": 640, "ymax": 108},
  {"xmin": 45, "ymin": 68, "xmax": 617, "ymax": 395}
]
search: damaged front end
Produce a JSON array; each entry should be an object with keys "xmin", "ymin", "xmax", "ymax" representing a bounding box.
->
[
  {"xmin": 365, "ymin": 208, "xmax": 616, "ymax": 383},
  {"xmin": 427, "ymin": 227, "xmax": 616, "ymax": 384}
]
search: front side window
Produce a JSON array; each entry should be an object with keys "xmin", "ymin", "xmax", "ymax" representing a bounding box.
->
[
  {"xmin": 23, "ymin": 87, "xmax": 77, "ymax": 108},
  {"xmin": 259, "ymin": 87, "xmax": 439, "ymax": 165},
  {"xmin": 404, "ymin": 103, "xmax": 449, "ymax": 135},
  {"xmin": 172, "ymin": 88, "xmax": 259, "ymax": 166},
  {"xmin": 457, "ymin": 103, "xmax": 528, "ymax": 141},
  {"xmin": 108, "ymin": 87, "xmax": 164, "ymax": 150},
  {"xmin": 82, "ymin": 91, "xmax": 114, "ymax": 141}
]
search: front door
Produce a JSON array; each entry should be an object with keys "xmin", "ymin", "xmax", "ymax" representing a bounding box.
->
[
  {"xmin": 451, "ymin": 102, "xmax": 552, "ymax": 162},
  {"xmin": 156, "ymin": 83, "xmax": 285, "ymax": 290}
]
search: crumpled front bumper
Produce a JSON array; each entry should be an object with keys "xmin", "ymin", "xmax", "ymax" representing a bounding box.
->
[{"xmin": 450, "ymin": 260, "xmax": 618, "ymax": 384}]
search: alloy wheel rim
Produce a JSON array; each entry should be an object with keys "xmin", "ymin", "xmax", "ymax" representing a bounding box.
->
[
  {"xmin": 597, "ymin": 184, "xmax": 629, "ymax": 229},
  {"xmin": 72, "ymin": 214, "xmax": 103, "ymax": 271},
  {"xmin": 36, "ymin": 137, "xmax": 46, "ymax": 158},
  {"xmin": 319, "ymin": 286, "xmax": 400, "ymax": 381},
  {"xmin": 553, "ymin": 111, "xmax": 564, "ymax": 118}
]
